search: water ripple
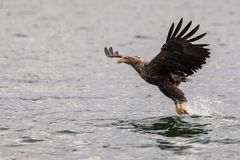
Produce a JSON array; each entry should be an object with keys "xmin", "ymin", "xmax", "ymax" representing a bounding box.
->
[
  {"xmin": 21, "ymin": 137, "xmax": 44, "ymax": 143},
  {"xmin": 54, "ymin": 130, "xmax": 80, "ymax": 135},
  {"xmin": 113, "ymin": 116, "xmax": 211, "ymax": 138}
]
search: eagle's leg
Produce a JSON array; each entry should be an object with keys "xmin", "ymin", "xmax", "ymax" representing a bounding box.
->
[
  {"xmin": 175, "ymin": 100, "xmax": 188, "ymax": 115},
  {"xmin": 158, "ymin": 84, "xmax": 188, "ymax": 115}
]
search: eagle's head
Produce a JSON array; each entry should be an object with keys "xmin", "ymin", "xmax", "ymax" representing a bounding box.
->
[{"xmin": 117, "ymin": 55, "xmax": 143, "ymax": 66}]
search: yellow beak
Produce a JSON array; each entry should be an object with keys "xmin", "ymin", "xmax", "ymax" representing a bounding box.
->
[{"xmin": 117, "ymin": 58, "xmax": 126, "ymax": 64}]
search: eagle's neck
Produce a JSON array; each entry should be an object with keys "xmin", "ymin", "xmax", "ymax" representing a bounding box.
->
[{"xmin": 131, "ymin": 61, "xmax": 149, "ymax": 82}]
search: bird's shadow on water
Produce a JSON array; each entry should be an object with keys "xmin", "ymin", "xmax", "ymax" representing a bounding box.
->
[
  {"xmin": 130, "ymin": 116, "xmax": 210, "ymax": 137},
  {"xmin": 115, "ymin": 116, "xmax": 211, "ymax": 137},
  {"xmin": 111, "ymin": 115, "xmax": 211, "ymax": 153}
]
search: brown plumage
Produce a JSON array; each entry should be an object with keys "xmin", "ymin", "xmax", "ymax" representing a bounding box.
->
[{"xmin": 104, "ymin": 18, "xmax": 210, "ymax": 114}]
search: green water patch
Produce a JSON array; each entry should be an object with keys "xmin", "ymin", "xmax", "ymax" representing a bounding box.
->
[
  {"xmin": 115, "ymin": 116, "xmax": 211, "ymax": 138},
  {"xmin": 21, "ymin": 136, "xmax": 44, "ymax": 143},
  {"xmin": 55, "ymin": 130, "xmax": 80, "ymax": 135},
  {"xmin": 0, "ymin": 127, "xmax": 9, "ymax": 131}
]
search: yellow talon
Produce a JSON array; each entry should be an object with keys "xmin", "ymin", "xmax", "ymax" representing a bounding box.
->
[{"xmin": 176, "ymin": 103, "xmax": 188, "ymax": 115}]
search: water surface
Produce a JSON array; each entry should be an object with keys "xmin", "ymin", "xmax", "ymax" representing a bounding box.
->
[{"xmin": 0, "ymin": 0, "xmax": 240, "ymax": 159}]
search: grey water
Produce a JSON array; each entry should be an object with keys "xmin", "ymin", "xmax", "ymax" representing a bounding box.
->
[{"xmin": 0, "ymin": 0, "xmax": 240, "ymax": 159}]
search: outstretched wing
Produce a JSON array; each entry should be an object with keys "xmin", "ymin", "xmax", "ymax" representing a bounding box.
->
[
  {"xmin": 104, "ymin": 47, "xmax": 122, "ymax": 58},
  {"xmin": 148, "ymin": 18, "xmax": 210, "ymax": 76}
]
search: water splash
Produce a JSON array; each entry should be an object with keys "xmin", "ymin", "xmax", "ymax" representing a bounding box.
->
[{"xmin": 186, "ymin": 96, "xmax": 223, "ymax": 116}]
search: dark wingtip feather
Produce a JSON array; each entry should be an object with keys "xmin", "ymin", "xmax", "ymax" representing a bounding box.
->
[
  {"xmin": 108, "ymin": 47, "xmax": 114, "ymax": 56},
  {"xmin": 170, "ymin": 18, "xmax": 183, "ymax": 39},
  {"xmin": 166, "ymin": 22, "xmax": 174, "ymax": 41},
  {"xmin": 176, "ymin": 21, "xmax": 192, "ymax": 39},
  {"xmin": 188, "ymin": 33, "xmax": 206, "ymax": 42},
  {"xmin": 104, "ymin": 47, "xmax": 109, "ymax": 57},
  {"xmin": 104, "ymin": 47, "xmax": 107, "ymax": 53},
  {"xmin": 192, "ymin": 44, "xmax": 209, "ymax": 47},
  {"xmin": 182, "ymin": 24, "xmax": 199, "ymax": 40},
  {"xmin": 109, "ymin": 47, "xmax": 113, "ymax": 53}
]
